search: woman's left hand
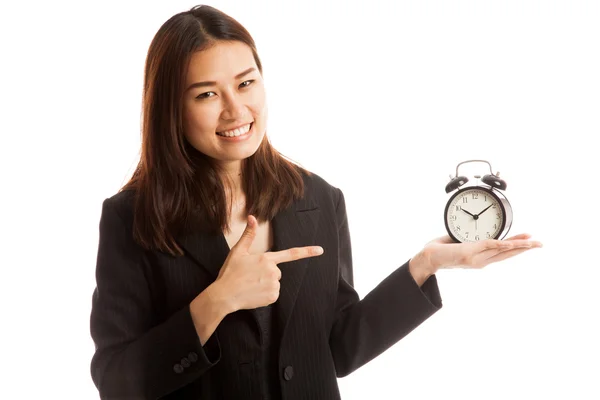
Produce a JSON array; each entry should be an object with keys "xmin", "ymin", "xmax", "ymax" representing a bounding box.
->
[{"xmin": 411, "ymin": 233, "xmax": 543, "ymax": 279}]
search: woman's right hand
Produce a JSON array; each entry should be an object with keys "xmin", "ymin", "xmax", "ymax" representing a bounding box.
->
[{"xmin": 212, "ymin": 215, "xmax": 324, "ymax": 313}]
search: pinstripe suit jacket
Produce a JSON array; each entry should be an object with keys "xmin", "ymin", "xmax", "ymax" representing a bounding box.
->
[{"xmin": 89, "ymin": 171, "xmax": 443, "ymax": 399}]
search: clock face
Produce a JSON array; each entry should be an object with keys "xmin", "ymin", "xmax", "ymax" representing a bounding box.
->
[{"xmin": 445, "ymin": 187, "xmax": 505, "ymax": 242}]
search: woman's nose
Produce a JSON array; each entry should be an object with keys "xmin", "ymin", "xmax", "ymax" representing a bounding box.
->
[{"xmin": 221, "ymin": 94, "xmax": 247, "ymax": 121}]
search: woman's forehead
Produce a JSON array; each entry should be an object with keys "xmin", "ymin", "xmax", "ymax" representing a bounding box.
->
[{"xmin": 186, "ymin": 41, "xmax": 256, "ymax": 83}]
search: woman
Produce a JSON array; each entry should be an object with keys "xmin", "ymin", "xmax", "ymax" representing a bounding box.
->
[{"xmin": 89, "ymin": 5, "xmax": 541, "ymax": 399}]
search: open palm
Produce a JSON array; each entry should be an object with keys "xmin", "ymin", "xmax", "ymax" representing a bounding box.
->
[{"xmin": 422, "ymin": 233, "xmax": 543, "ymax": 270}]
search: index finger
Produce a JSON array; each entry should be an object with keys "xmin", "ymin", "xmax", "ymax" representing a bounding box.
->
[{"xmin": 269, "ymin": 246, "xmax": 324, "ymax": 264}]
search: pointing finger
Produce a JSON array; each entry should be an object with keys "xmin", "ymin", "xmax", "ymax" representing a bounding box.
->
[{"xmin": 269, "ymin": 246, "xmax": 324, "ymax": 264}]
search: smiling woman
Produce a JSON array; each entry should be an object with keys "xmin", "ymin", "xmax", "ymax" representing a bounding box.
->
[
  {"xmin": 89, "ymin": 4, "xmax": 542, "ymax": 400},
  {"xmin": 119, "ymin": 6, "xmax": 307, "ymax": 248},
  {"xmin": 89, "ymin": 5, "xmax": 315, "ymax": 399}
]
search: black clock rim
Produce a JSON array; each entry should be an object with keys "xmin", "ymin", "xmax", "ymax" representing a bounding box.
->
[{"xmin": 444, "ymin": 186, "xmax": 508, "ymax": 242}]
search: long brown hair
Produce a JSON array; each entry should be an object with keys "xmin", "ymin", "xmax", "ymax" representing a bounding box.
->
[{"xmin": 120, "ymin": 5, "xmax": 311, "ymax": 256}]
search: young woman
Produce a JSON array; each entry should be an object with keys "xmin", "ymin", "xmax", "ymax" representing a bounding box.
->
[{"xmin": 89, "ymin": 5, "xmax": 542, "ymax": 399}]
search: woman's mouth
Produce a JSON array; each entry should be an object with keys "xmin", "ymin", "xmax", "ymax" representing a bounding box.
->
[{"xmin": 216, "ymin": 122, "xmax": 253, "ymax": 138}]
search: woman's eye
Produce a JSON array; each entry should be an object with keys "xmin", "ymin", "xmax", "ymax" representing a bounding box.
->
[
  {"xmin": 195, "ymin": 80, "xmax": 254, "ymax": 100},
  {"xmin": 196, "ymin": 92, "xmax": 215, "ymax": 100}
]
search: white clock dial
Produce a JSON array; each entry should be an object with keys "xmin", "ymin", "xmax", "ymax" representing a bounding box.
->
[{"xmin": 446, "ymin": 188, "xmax": 504, "ymax": 242}]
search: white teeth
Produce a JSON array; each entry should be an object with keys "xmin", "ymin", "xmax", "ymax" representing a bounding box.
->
[{"xmin": 217, "ymin": 123, "xmax": 252, "ymax": 137}]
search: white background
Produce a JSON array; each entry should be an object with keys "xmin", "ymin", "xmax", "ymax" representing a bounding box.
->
[{"xmin": 2, "ymin": 1, "xmax": 599, "ymax": 399}]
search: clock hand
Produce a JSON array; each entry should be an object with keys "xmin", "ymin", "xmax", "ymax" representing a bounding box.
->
[
  {"xmin": 461, "ymin": 208, "xmax": 476, "ymax": 218},
  {"xmin": 476, "ymin": 204, "xmax": 494, "ymax": 217}
]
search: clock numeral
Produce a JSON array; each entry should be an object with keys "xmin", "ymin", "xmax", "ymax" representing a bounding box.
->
[
  {"xmin": 486, "ymin": 232, "xmax": 491, "ymax": 238},
  {"xmin": 456, "ymin": 226, "xmax": 461, "ymax": 231},
  {"xmin": 465, "ymin": 232, "xmax": 469, "ymax": 238},
  {"xmin": 493, "ymin": 224, "xmax": 497, "ymax": 229},
  {"xmin": 496, "ymin": 212, "xmax": 501, "ymax": 219},
  {"xmin": 450, "ymin": 215, "xmax": 457, "ymax": 221},
  {"xmin": 472, "ymin": 193, "xmax": 479, "ymax": 200},
  {"xmin": 492, "ymin": 204, "xmax": 497, "ymax": 208},
  {"xmin": 462, "ymin": 197, "xmax": 468, "ymax": 203},
  {"xmin": 484, "ymin": 196, "xmax": 487, "ymax": 202},
  {"xmin": 455, "ymin": 205, "xmax": 462, "ymax": 211},
  {"xmin": 475, "ymin": 235, "xmax": 480, "ymax": 241}
]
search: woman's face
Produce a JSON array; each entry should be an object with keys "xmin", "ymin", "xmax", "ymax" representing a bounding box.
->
[{"xmin": 182, "ymin": 41, "xmax": 268, "ymax": 168}]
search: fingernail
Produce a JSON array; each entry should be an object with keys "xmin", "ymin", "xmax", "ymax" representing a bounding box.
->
[{"xmin": 315, "ymin": 247, "xmax": 324, "ymax": 255}]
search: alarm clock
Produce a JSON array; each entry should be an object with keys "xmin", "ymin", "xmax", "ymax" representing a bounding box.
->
[{"xmin": 444, "ymin": 160, "xmax": 513, "ymax": 243}]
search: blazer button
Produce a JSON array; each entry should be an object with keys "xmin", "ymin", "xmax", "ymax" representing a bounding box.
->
[
  {"xmin": 188, "ymin": 352, "xmax": 199, "ymax": 362},
  {"xmin": 181, "ymin": 357, "xmax": 191, "ymax": 368},
  {"xmin": 173, "ymin": 363, "xmax": 184, "ymax": 374},
  {"xmin": 283, "ymin": 366, "xmax": 294, "ymax": 381}
]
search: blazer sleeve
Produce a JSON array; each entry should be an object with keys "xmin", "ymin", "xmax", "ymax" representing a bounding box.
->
[
  {"xmin": 328, "ymin": 188, "xmax": 443, "ymax": 377},
  {"xmin": 90, "ymin": 198, "xmax": 221, "ymax": 399}
]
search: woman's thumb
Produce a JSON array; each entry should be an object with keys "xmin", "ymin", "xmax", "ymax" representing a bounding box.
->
[{"xmin": 232, "ymin": 215, "xmax": 257, "ymax": 253}]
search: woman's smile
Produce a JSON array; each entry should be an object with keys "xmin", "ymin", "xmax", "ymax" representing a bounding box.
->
[{"xmin": 216, "ymin": 122, "xmax": 254, "ymax": 142}]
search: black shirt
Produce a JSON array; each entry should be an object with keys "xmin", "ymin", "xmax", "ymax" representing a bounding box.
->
[
  {"xmin": 254, "ymin": 304, "xmax": 282, "ymax": 400},
  {"xmin": 253, "ymin": 243, "xmax": 282, "ymax": 400}
]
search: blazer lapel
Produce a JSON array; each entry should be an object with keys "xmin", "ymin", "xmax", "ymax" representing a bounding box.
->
[
  {"xmin": 271, "ymin": 197, "xmax": 320, "ymax": 339},
  {"xmin": 176, "ymin": 227, "xmax": 229, "ymax": 280}
]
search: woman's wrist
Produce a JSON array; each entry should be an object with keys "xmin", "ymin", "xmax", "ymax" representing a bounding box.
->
[
  {"xmin": 189, "ymin": 283, "xmax": 233, "ymax": 345},
  {"xmin": 204, "ymin": 281, "xmax": 236, "ymax": 316},
  {"xmin": 408, "ymin": 249, "xmax": 439, "ymax": 287}
]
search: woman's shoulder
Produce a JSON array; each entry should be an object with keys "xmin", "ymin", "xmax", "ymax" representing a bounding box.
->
[
  {"xmin": 300, "ymin": 169, "xmax": 343, "ymax": 204},
  {"xmin": 101, "ymin": 188, "xmax": 137, "ymax": 226}
]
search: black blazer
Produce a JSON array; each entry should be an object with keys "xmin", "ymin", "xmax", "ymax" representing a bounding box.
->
[{"xmin": 89, "ymin": 171, "xmax": 443, "ymax": 399}]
